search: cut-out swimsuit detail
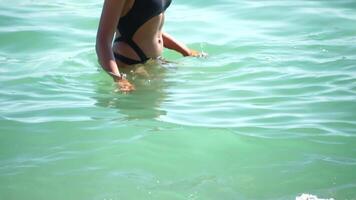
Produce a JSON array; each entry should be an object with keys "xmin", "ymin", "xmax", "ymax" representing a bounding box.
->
[{"xmin": 114, "ymin": 0, "xmax": 172, "ymax": 65}]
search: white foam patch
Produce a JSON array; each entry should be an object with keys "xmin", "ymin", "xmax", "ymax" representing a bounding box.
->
[{"xmin": 296, "ymin": 194, "xmax": 335, "ymax": 200}]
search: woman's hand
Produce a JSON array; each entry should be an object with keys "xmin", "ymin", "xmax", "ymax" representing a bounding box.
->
[
  {"xmin": 116, "ymin": 78, "xmax": 136, "ymax": 92},
  {"xmin": 162, "ymin": 32, "xmax": 208, "ymax": 58},
  {"xmin": 189, "ymin": 49, "xmax": 201, "ymax": 57},
  {"xmin": 189, "ymin": 49, "xmax": 208, "ymax": 57}
]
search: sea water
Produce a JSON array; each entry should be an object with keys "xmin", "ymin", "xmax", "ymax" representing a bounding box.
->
[{"xmin": 0, "ymin": 0, "xmax": 356, "ymax": 199}]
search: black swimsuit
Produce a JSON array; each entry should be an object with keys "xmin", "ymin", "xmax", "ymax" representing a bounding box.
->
[{"xmin": 114, "ymin": 0, "xmax": 172, "ymax": 65}]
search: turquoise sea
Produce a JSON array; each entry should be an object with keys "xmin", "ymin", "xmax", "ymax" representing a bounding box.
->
[{"xmin": 1, "ymin": 0, "xmax": 356, "ymax": 199}]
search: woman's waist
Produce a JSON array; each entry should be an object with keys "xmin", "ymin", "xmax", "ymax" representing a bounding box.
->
[{"xmin": 113, "ymin": 38, "xmax": 163, "ymax": 58}]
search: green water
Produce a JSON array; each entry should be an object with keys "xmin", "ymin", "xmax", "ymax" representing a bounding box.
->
[{"xmin": 1, "ymin": 0, "xmax": 356, "ymax": 199}]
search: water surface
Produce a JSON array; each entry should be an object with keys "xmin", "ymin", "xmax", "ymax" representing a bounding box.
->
[{"xmin": 1, "ymin": 0, "xmax": 356, "ymax": 199}]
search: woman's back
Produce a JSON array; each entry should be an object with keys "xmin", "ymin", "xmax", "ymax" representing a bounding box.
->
[
  {"xmin": 113, "ymin": 0, "xmax": 171, "ymax": 65},
  {"xmin": 96, "ymin": 0, "xmax": 197, "ymax": 92}
]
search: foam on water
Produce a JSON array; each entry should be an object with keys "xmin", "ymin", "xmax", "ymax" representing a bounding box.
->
[{"xmin": 296, "ymin": 193, "xmax": 334, "ymax": 200}]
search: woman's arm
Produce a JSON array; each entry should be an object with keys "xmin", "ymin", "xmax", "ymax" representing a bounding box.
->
[
  {"xmin": 96, "ymin": 0, "xmax": 124, "ymax": 76},
  {"xmin": 96, "ymin": 0, "xmax": 135, "ymax": 91},
  {"xmin": 162, "ymin": 32, "xmax": 201, "ymax": 57}
]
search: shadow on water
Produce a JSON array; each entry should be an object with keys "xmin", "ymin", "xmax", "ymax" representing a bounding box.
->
[{"xmin": 93, "ymin": 60, "xmax": 173, "ymax": 121}]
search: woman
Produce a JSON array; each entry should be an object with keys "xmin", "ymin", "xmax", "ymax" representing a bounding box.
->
[{"xmin": 96, "ymin": 0, "xmax": 200, "ymax": 92}]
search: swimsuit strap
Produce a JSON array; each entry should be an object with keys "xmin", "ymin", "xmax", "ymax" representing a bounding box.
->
[
  {"xmin": 114, "ymin": 36, "xmax": 148, "ymax": 62},
  {"xmin": 113, "ymin": 52, "xmax": 143, "ymax": 65}
]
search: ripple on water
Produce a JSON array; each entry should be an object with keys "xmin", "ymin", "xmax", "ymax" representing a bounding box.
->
[{"xmin": 1, "ymin": 1, "xmax": 356, "ymax": 199}]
